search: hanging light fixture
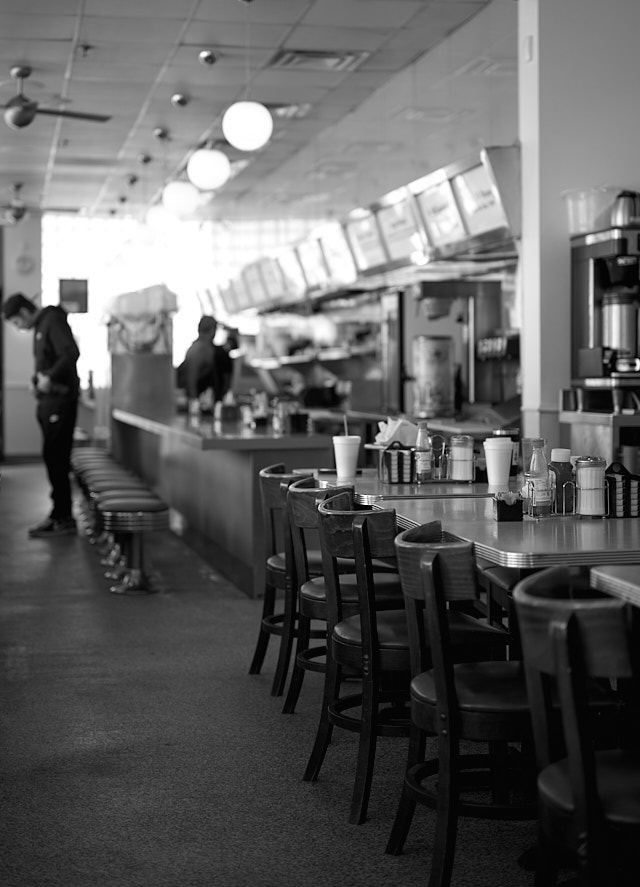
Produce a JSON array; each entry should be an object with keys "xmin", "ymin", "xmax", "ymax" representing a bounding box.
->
[
  {"xmin": 222, "ymin": 101, "xmax": 273, "ymax": 153},
  {"xmin": 186, "ymin": 143, "xmax": 231, "ymax": 191},
  {"xmin": 162, "ymin": 180, "xmax": 201, "ymax": 217},
  {"xmin": 221, "ymin": 2, "xmax": 273, "ymax": 152}
]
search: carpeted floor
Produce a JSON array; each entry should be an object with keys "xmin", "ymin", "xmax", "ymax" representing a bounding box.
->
[{"xmin": 0, "ymin": 461, "xmax": 538, "ymax": 887}]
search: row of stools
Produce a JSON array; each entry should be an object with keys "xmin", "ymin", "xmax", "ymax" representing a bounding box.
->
[{"xmin": 71, "ymin": 447, "xmax": 170, "ymax": 595}]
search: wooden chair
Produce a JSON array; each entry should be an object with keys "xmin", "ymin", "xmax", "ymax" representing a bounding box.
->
[
  {"xmin": 248, "ymin": 463, "xmax": 312, "ymax": 695},
  {"xmin": 282, "ymin": 477, "xmax": 398, "ymax": 715},
  {"xmin": 281, "ymin": 476, "xmax": 357, "ymax": 715},
  {"xmin": 385, "ymin": 525, "xmax": 536, "ymax": 887},
  {"xmin": 302, "ymin": 495, "xmax": 410, "ymax": 824},
  {"xmin": 513, "ymin": 567, "xmax": 640, "ymax": 887}
]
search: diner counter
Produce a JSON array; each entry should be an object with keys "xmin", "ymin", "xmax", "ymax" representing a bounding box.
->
[{"xmin": 111, "ymin": 408, "xmax": 334, "ymax": 597}]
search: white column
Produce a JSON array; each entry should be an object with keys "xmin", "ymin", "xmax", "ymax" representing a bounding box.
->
[{"xmin": 518, "ymin": 0, "xmax": 640, "ymax": 442}]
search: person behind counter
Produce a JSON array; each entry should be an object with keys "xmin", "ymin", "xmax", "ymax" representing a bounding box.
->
[
  {"xmin": 2, "ymin": 292, "xmax": 80, "ymax": 538},
  {"xmin": 176, "ymin": 315, "xmax": 235, "ymax": 413}
]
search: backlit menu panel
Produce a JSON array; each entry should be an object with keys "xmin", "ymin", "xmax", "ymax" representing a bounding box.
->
[
  {"xmin": 376, "ymin": 196, "xmax": 423, "ymax": 262},
  {"xmin": 259, "ymin": 257, "xmax": 286, "ymax": 302},
  {"xmin": 451, "ymin": 164, "xmax": 509, "ymax": 236},
  {"xmin": 345, "ymin": 211, "xmax": 387, "ymax": 271},
  {"xmin": 415, "ymin": 179, "xmax": 466, "ymax": 247},
  {"xmin": 297, "ymin": 238, "xmax": 331, "ymax": 290},
  {"xmin": 242, "ymin": 263, "xmax": 267, "ymax": 307},
  {"xmin": 318, "ymin": 222, "xmax": 357, "ymax": 286},
  {"xmin": 278, "ymin": 248, "xmax": 307, "ymax": 302}
]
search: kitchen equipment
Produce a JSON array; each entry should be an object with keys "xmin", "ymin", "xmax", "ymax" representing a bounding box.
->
[
  {"xmin": 610, "ymin": 190, "xmax": 640, "ymax": 227},
  {"xmin": 601, "ymin": 291, "xmax": 640, "ymax": 355},
  {"xmin": 412, "ymin": 335, "xmax": 454, "ymax": 417}
]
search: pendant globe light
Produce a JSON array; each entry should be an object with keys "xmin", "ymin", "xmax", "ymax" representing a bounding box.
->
[
  {"xmin": 186, "ymin": 142, "xmax": 231, "ymax": 191},
  {"xmin": 222, "ymin": 101, "xmax": 273, "ymax": 152},
  {"xmin": 221, "ymin": 0, "xmax": 273, "ymax": 153},
  {"xmin": 162, "ymin": 179, "xmax": 201, "ymax": 217}
]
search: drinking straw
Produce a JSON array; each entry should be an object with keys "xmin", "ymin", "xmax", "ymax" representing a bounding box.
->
[{"xmin": 343, "ymin": 414, "xmax": 349, "ymax": 436}]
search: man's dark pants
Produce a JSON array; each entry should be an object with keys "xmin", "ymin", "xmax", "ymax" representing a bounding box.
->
[{"xmin": 36, "ymin": 396, "xmax": 78, "ymax": 521}]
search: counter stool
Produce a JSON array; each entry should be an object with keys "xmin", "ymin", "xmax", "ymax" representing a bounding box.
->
[{"xmin": 96, "ymin": 496, "xmax": 169, "ymax": 595}]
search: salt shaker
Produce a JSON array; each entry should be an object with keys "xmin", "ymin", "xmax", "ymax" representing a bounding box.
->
[
  {"xmin": 447, "ymin": 434, "xmax": 474, "ymax": 482},
  {"xmin": 575, "ymin": 456, "xmax": 607, "ymax": 518}
]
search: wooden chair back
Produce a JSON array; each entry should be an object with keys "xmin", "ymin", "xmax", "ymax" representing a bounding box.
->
[
  {"xmin": 286, "ymin": 477, "xmax": 354, "ymax": 589},
  {"xmin": 258, "ymin": 463, "xmax": 310, "ymax": 564}
]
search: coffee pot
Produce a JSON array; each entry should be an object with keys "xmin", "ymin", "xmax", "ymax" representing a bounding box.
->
[{"xmin": 610, "ymin": 190, "xmax": 640, "ymax": 227}]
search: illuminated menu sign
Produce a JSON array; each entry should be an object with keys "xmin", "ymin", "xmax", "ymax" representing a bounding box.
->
[
  {"xmin": 376, "ymin": 197, "xmax": 423, "ymax": 262},
  {"xmin": 278, "ymin": 249, "xmax": 307, "ymax": 301},
  {"xmin": 259, "ymin": 257, "xmax": 286, "ymax": 302},
  {"xmin": 415, "ymin": 179, "xmax": 466, "ymax": 247},
  {"xmin": 243, "ymin": 263, "xmax": 267, "ymax": 306},
  {"xmin": 233, "ymin": 273, "xmax": 252, "ymax": 310},
  {"xmin": 318, "ymin": 223, "xmax": 357, "ymax": 286},
  {"xmin": 345, "ymin": 212, "xmax": 387, "ymax": 271},
  {"xmin": 451, "ymin": 164, "xmax": 509, "ymax": 236},
  {"xmin": 297, "ymin": 238, "xmax": 331, "ymax": 290}
]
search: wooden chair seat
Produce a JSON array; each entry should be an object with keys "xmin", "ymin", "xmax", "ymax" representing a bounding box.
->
[
  {"xmin": 539, "ymin": 750, "xmax": 640, "ymax": 823},
  {"xmin": 299, "ymin": 571, "xmax": 403, "ymax": 609},
  {"xmin": 411, "ymin": 661, "xmax": 530, "ymax": 722}
]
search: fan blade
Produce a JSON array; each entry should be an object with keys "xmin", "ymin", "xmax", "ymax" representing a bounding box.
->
[{"xmin": 36, "ymin": 107, "xmax": 111, "ymax": 123}]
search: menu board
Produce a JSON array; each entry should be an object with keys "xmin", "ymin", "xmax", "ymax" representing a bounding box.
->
[
  {"xmin": 345, "ymin": 212, "xmax": 387, "ymax": 271},
  {"xmin": 415, "ymin": 179, "xmax": 467, "ymax": 247},
  {"xmin": 318, "ymin": 222, "xmax": 357, "ymax": 286},
  {"xmin": 297, "ymin": 238, "xmax": 331, "ymax": 290},
  {"xmin": 242, "ymin": 263, "xmax": 267, "ymax": 306},
  {"xmin": 259, "ymin": 257, "xmax": 286, "ymax": 302},
  {"xmin": 218, "ymin": 282, "xmax": 237, "ymax": 315},
  {"xmin": 232, "ymin": 273, "xmax": 252, "ymax": 310},
  {"xmin": 376, "ymin": 196, "xmax": 423, "ymax": 262},
  {"xmin": 277, "ymin": 248, "xmax": 307, "ymax": 301},
  {"xmin": 451, "ymin": 164, "xmax": 509, "ymax": 236}
]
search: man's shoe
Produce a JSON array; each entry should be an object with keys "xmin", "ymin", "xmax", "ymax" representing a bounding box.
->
[{"xmin": 29, "ymin": 517, "xmax": 77, "ymax": 538}]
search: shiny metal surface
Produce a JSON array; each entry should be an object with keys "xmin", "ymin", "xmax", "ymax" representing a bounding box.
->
[
  {"xmin": 590, "ymin": 565, "xmax": 640, "ymax": 606},
  {"xmin": 380, "ymin": 494, "xmax": 640, "ymax": 568}
]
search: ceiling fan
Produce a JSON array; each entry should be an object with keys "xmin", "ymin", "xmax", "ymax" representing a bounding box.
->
[{"xmin": 3, "ymin": 65, "xmax": 112, "ymax": 130}]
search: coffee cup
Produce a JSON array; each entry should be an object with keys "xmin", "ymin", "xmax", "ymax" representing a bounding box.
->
[
  {"xmin": 332, "ymin": 435, "xmax": 361, "ymax": 479},
  {"xmin": 483, "ymin": 438, "xmax": 514, "ymax": 488}
]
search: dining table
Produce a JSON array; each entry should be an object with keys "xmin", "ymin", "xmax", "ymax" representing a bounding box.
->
[
  {"xmin": 315, "ymin": 468, "xmax": 640, "ymax": 571},
  {"xmin": 589, "ymin": 565, "xmax": 640, "ymax": 607}
]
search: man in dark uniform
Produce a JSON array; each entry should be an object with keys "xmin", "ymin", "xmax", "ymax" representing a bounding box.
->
[
  {"xmin": 2, "ymin": 293, "xmax": 80, "ymax": 537},
  {"xmin": 176, "ymin": 315, "xmax": 231, "ymax": 411}
]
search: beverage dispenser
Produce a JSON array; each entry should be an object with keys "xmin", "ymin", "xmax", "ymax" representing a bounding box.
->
[{"xmin": 561, "ymin": 220, "xmax": 640, "ymax": 464}]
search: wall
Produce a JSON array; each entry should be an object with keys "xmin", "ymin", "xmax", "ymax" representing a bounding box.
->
[{"xmin": 1, "ymin": 215, "xmax": 42, "ymax": 457}]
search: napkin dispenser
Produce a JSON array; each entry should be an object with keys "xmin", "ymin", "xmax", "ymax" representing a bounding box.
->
[
  {"xmin": 493, "ymin": 491, "xmax": 523, "ymax": 522},
  {"xmin": 380, "ymin": 441, "xmax": 415, "ymax": 484}
]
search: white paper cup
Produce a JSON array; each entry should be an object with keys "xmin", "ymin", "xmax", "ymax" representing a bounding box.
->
[
  {"xmin": 333, "ymin": 435, "xmax": 361, "ymax": 478},
  {"xmin": 483, "ymin": 438, "xmax": 514, "ymax": 488}
]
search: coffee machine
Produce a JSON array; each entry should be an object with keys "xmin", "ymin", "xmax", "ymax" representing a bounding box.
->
[
  {"xmin": 570, "ymin": 226, "xmax": 640, "ymax": 406},
  {"xmin": 561, "ymin": 225, "xmax": 640, "ymax": 464}
]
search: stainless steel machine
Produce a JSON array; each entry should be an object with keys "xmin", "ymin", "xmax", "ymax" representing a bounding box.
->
[{"xmin": 560, "ymin": 224, "xmax": 640, "ymax": 464}]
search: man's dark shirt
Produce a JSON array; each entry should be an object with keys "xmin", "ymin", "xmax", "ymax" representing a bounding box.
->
[{"xmin": 33, "ymin": 306, "xmax": 80, "ymax": 400}]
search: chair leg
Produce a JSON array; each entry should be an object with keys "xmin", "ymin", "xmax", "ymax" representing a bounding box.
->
[
  {"xmin": 534, "ymin": 829, "xmax": 559, "ymax": 887},
  {"xmin": 349, "ymin": 676, "xmax": 379, "ymax": 825},
  {"xmin": 282, "ymin": 608, "xmax": 312, "ymax": 714},
  {"xmin": 428, "ymin": 737, "xmax": 460, "ymax": 887},
  {"xmin": 386, "ymin": 724, "xmax": 427, "ymax": 855},
  {"xmin": 248, "ymin": 583, "xmax": 276, "ymax": 675},
  {"xmin": 270, "ymin": 578, "xmax": 296, "ymax": 697},
  {"xmin": 303, "ymin": 656, "xmax": 340, "ymax": 782}
]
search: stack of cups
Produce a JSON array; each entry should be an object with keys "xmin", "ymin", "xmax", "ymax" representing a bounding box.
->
[{"xmin": 483, "ymin": 437, "xmax": 515, "ymax": 489}]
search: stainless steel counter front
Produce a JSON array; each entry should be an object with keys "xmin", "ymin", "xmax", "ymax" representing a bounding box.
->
[{"xmin": 111, "ymin": 408, "xmax": 334, "ymax": 597}]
